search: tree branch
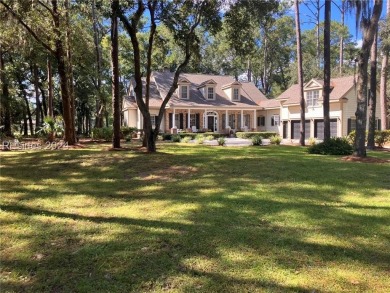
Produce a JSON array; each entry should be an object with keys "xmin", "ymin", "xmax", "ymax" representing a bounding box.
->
[
  {"xmin": 37, "ymin": 0, "xmax": 55, "ymax": 19},
  {"xmin": 0, "ymin": 0, "xmax": 55, "ymax": 55}
]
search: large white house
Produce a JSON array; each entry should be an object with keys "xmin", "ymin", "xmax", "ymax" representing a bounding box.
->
[{"xmin": 122, "ymin": 72, "xmax": 383, "ymax": 139}]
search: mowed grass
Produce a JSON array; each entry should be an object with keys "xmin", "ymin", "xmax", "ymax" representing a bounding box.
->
[{"xmin": 1, "ymin": 142, "xmax": 389, "ymax": 293}]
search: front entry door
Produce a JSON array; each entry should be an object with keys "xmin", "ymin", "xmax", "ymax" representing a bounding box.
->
[{"xmin": 207, "ymin": 116, "xmax": 215, "ymax": 132}]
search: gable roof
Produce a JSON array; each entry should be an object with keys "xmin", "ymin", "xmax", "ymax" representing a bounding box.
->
[
  {"xmin": 276, "ymin": 76, "xmax": 356, "ymax": 106},
  {"xmin": 152, "ymin": 71, "xmax": 269, "ymax": 108}
]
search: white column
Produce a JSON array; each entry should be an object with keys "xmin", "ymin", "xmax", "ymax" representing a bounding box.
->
[
  {"xmin": 188, "ymin": 108, "xmax": 191, "ymax": 128},
  {"xmin": 172, "ymin": 108, "xmax": 176, "ymax": 127},
  {"xmin": 241, "ymin": 109, "xmax": 244, "ymax": 130},
  {"xmin": 225, "ymin": 109, "xmax": 228, "ymax": 129},
  {"xmin": 137, "ymin": 108, "xmax": 141, "ymax": 130},
  {"xmin": 253, "ymin": 109, "xmax": 256, "ymax": 130},
  {"xmin": 204, "ymin": 109, "xmax": 207, "ymax": 129}
]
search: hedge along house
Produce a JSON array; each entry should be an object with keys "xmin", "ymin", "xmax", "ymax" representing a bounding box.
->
[
  {"xmin": 274, "ymin": 75, "xmax": 383, "ymax": 140},
  {"xmin": 122, "ymin": 71, "xmax": 271, "ymax": 133}
]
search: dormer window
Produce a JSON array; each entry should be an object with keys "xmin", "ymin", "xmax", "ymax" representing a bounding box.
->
[
  {"xmin": 233, "ymin": 88, "xmax": 240, "ymax": 101},
  {"xmin": 207, "ymin": 87, "xmax": 215, "ymax": 100},
  {"xmin": 307, "ymin": 90, "xmax": 319, "ymax": 107},
  {"xmin": 181, "ymin": 85, "xmax": 188, "ymax": 99}
]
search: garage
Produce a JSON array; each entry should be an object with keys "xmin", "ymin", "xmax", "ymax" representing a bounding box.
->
[
  {"xmin": 291, "ymin": 120, "xmax": 310, "ymax": 139},
  {"xmin": 314, "ymin": 119, "xmax": 337, "ymax": 139}
]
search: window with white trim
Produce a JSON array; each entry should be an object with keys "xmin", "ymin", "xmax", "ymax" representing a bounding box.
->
[
  {"xmin": 233, "ymin": 88, "xmax": 239, "ymax": 101},
  {"xmin": 207, "ymin": 87, "xmax": 214, "ymax": 100},
  {"xmin": 150, "ymin": 115, "xmax": 156, "ymax": 128},
  {"xmin": 271, "ymin": 115, "xmax": 280, "ymax": 126},
  {"xmin": 307, "ymin": 90, "xmax": 319, "ymax": 107},
  {"xmin": 181, "ymin": 85, "xmax": 188, "ymax": 99}
]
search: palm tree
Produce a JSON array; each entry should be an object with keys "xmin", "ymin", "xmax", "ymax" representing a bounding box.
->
[{"xmin": 294, "ymin": 0, "xmax": 305, "ymax": 146}]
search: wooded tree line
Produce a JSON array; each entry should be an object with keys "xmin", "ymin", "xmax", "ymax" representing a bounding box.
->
[{"xmin": 0, "ymin": 0, "xmax": 389, "ymax": 156}]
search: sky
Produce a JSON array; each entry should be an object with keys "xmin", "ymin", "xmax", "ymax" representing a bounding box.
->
[{"xmin": 298, "ymin": 0, "xmax": 389, "ymax": 43}]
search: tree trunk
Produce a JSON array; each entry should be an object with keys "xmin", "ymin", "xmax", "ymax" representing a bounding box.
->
[
  {"xmin": 92, "ymin": 0, "xmax": 104, "ymax": 128},
  {"xmin": 33, "ymin": 63, "xmax": 41, "ymax": 131},
  {"xmin": 0, "ymin": 48, "xmax": 12, "ymax": 137},
  {"xmin": 295, "ymin": 0, "xmax": 305, "ymax": 146},
  {"xmin": 111, "ymin": 0, "xmax": 121, "ymax": 148},
  {"xmin": 380, "ymin": 0, "xmax": 389, "ymax": 130},
  {"xmin": 52, "ymin": 0, "xmax": 76, "ymax": 144},
  {"xmin": 367, "ymin": 31, "xmax": 378, "ymax": 149},
  {"xmin": 339, "ymin": 1, "xmax": 345, "ymax": 75},
  {"xmin": 323, "ymin": 0, "xmax": 331, "ymax": 141},
  {"xmin": 47, "ymin": 57, "xmax": 54, "ymax": 117},
  {"xmin": 39, "ymin": 85, "xmax": 48, "ymax": 118},
  {"xmin": 354, "ymin": 1, "xmax": 382, "ymax": 157}
]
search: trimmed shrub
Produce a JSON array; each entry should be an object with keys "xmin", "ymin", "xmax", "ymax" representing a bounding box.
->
[
  {"xmin": 182, "ymin": 136, "xmax": 192, "ymax": 143},
  {"xmin": 195, "ymin": 134, "xmax": 205, "ymax": 144},
  {"xmin": 92, "ymin": 127, "xmax": 113, "ymax": 141},
  {"xmin": 307, "ymin": 137, "xmax": 353, "ymax": 155},
  {"xmin": 205, "ymin": 135, "xmax": 214, "ymax": 141},
  {"xmin": 236, "ymin": 132, "xmax": 277, "ymax": 139},
  {"xmin": 308, "ymin": 137, "xmax": 317, "ymax": 146},
  {"xmin": 171, "ymin": 134, "xmax": 181, "ymax": 142},
  {"xmin": 347, "ymin": 130, "xmax": 390, "ymax": 147},
  {"xmin": 162, "ymin": 133, "xmax": 172, "ymax": 141},
  {"xmin": 217, "ymin": 137, "xmax": 226, "ymax": 146},
  {"xmin": 375, "ymin": 130, "xmax": 390, "ymax": 147},
  {"xmin": 251, "ymin": 135, "xmax": 263, "ymax": 146},
  {"xmin": 270, "ymin": 135, "xmax": 282, "ymax": 145}
]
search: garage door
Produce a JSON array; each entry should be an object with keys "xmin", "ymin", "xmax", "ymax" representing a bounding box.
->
[
  {"xmin": 314, "ymin": 119, "xmax": 337, "ymax": 139},
  {"xmin": 291, "ymin": 120, "xmax": 310, "ymax": 139}
]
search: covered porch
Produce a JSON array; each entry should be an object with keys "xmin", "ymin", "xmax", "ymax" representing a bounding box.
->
[{"xmin": 164, "ymin": 108, "xmax": 260, "ymax": 133}]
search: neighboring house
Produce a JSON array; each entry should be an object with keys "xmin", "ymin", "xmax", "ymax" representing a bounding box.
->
[
  {"xmin": 123, "ymin": 71, "xmax": 270, "ymax": 133},
  {"xmin": 122, "ymin": 72, "xmax": 382, "ymax": 139}
]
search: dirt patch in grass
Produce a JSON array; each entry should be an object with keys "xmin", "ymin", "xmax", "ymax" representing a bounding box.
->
[{"xmin": 341, "ymin": 155, "xmax": 390, "ymax": 164}]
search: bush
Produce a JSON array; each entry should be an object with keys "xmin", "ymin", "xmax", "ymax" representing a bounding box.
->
[
  {"xmin": 171, "ymin": 134, "xmax": 181, "ymax": 142},
  {"xmin": 121, "ymin": 127, "xmax": 138, "ymax": 138},
  {"xmin": 308, "ymin": 137, "xmax": 317, "ymax": 146},
  {"xmin": 270, "ymin": 135, "xmax": 282, "ymax": 145},
  {"xmin": 236, "ymin": 132, "xmax": 277, "ymax": 139},
  {"xmin": 195, "ymin": 134, "xmax": 205, "ymax": 144},
  {"xmin": 375, "ymin": 130, "xmax": 390, "ymax": 147},
  {"xmin": 125, "ymin": 135, "xmax": 132, "ymax": 142},
  {"xmin": 162, "ymin": 133, "xmax": 172, "ymax": 141},
  {"xmin": 251, "ymin": 135, "xmax": 263, "ymax": 146},
  {"xmin": 205, "ymin": 135, "xmax": 214, "ymax": 141},
  {"xmin": 347, "ymin": 130, "xmax": 390, "ymax": 147},
  {"xmin": 92, "ymin": 127, "xmax": 113, "ymax": 141},
  {"xmin": 182, "ymin": 136, "xmax": 192, "ymax": 143},
  {"xmin": 217, "ymin": 137, "xmax": 226, "ymax": 146},
  {"xmin": 307, "ymin": 137, "xmax": 353, "ymax": 155}
]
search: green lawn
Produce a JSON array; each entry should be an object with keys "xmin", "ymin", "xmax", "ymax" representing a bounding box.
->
[{"xmin": 1, "ymin": 143, "xmax": 389, "ymax": 292}]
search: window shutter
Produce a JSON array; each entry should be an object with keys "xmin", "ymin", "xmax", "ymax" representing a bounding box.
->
[
  {"xmin": 261, "ymin": 116, "xmax": 265, "ymax": 126},
  {"xmin": 196, "ymin": 113, "xmax": 200, "ymax": 129},
  {"xmin": 185, "ymin": 113, "xmax": 188, "ymax": 128},
  {"xmin": 169, "ymin": 113, "xmax": 172, "ymax": 129},
  {"xmin": 347, "ymin": 118, "xmax": 351, "ymax": 134},
  {"xmin": 222, "ymin": 114, "xmax": 226, "ymax": 130},
  {"xmin": 271, "ymin": 116, "xmax": 275, "ymax": 126},
  {"xmin": 238, "ymin": 114, "xmax": 241, "ymax": 129},
  {"xmin": 377, "ymin": 119, "xmax": 381, "ymax": 131},
  {"xmin": 179, "ymin": 113, "xmax": 184, "ymax": 129}
]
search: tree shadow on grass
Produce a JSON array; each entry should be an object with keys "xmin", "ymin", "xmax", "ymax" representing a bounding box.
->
[{"xmin": 1, "ymin": 146, "xmax": 389, "ymax": 292}]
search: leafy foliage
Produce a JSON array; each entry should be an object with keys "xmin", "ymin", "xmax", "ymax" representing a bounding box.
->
[
  {"xmin": 91, "ymin": 127, "xmax": 112, "ymax": 141},
  {"xmin": 251, "ymin": 135, "xmax": 263, "ymax": 146},
  {"xmin": 236, "ymin": 132, "xmax": 277, "ymax": 139},
  {"xmin": 270, "ymin": 135, "xmax": 282, "ymax": 145},
  {"xmin": 307, "ymin": 137, "xmax": 353, "ymax": 155}
]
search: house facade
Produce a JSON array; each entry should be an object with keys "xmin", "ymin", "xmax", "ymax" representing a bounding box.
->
[
  {"xmin": 122, "ymin": 72, "xmax": 383, "ymax": 139},
  {"xmin": 123, "ymin": 71, "xmax": 271, "ymax": 133}
]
